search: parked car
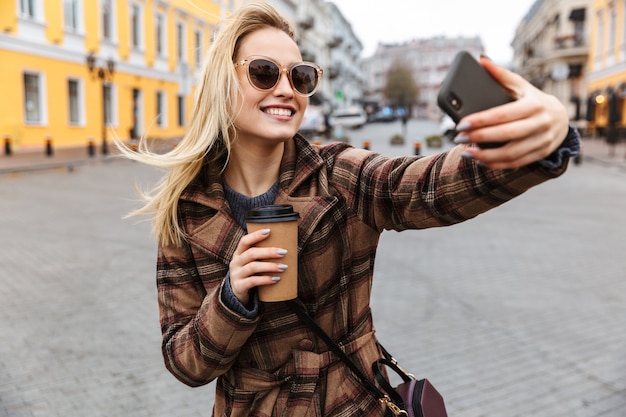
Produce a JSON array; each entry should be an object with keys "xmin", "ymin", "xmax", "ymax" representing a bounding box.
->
[
  {"xmin": 368, "ymin": 106, "xmax": 397, "ymax": 123},
  {"xmin": 439, "ymin": 114, "xmax": 457, "ymax": 142},
  {"xmin": 299, "ymin": 104, "xmax": 326, "ymax": 138},
  {"xmin": 328, "ymin": 107, "xmax": 367, "ymax": 129}
]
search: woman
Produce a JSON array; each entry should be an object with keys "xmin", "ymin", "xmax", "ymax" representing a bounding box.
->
[{"xmin": 116, "ymin": 3, "xmax": 579, "ymax": 416}]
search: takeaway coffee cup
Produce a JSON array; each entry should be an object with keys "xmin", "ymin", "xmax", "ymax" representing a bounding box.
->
[{"xmin": 245, "ymin": 204, "xmax": 299, "ymax": 302}]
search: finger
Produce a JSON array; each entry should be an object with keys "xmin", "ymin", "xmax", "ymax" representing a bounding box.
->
[
  {"xmin": 230, "ymin": 260, "xmax": 287, "ymax": 300},
  {"xmin": 238, "ymin": 259, "xmax": 288, "ymax": 278},
  {"xmin": 233, "ymin": 228, "xmax": 271, "ymax": 256},
  {"xmin": 462, "ymin": 131, "xmax": 547, "ymax": 170},
  {"xmin": 455, "ymin": 113, "xmax": 534, "ymax": 148}
]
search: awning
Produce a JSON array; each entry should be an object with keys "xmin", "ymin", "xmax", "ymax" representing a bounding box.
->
[{"xmin": 569, "ymin": 8, "xmax": 585, "ymax": 22}]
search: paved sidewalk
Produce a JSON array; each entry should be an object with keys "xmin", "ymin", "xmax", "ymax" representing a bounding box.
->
[
  {"xmin": 0, "ymin": 139, "xmax": 179, "ymax": 175},
  {"xmin": 0, "ymin": 144, "xmax": 116, "ymax": 174},
  {"xmin": 1, "ymin": 150, "xmax": 625, "ymax": 417},
  {"xmin": 1, "ymin": 134, "xmax": 624, "ymax": 174}
]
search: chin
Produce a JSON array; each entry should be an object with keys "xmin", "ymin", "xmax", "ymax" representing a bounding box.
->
[{"xmin": 272, "ymin": 127, "xmax": 298, "ymax": 140}]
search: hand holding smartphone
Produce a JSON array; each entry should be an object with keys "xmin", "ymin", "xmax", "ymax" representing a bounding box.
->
[{"xmin": 437, "ymin": 51, "xmax": 515, "ymax": 148}]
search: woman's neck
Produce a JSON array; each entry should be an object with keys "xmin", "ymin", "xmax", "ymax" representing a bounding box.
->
[{"xmin": 224, "ymin": 141, "xmax": 284, "ymax": 197}]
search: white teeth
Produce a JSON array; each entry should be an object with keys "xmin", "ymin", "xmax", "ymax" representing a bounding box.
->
[{"xmin": 265, "ymin": 108, "xmax": 292, "ymax": 116}]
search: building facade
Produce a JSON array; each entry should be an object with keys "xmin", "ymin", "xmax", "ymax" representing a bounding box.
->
[
  {"xmin": 362, "ymin": 37, "xmax": 484, "ymax": 120},
  {"xmin": 270, "ymin": 0, "xmax": 364, "ymax": 111},
  {"xmin": 0, "ymin": 0, "xmax": 363, "ymax": 154},
  {"xmin": 584, "ymin": 0, "xmax": 626, "ymax": 139},
  {"xmin": 0, "ymin": 0, "xmax": 251, "ymax": 153},
  {"xmin": 511, "ymin": 0, "xmax": 592, "ymax": 128}
]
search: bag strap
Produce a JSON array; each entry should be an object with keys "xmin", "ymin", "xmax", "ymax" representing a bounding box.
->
[
  {"xmin": 286, "ymin": 300, "xmax": 409, "ymax": 416},
  {"xmin": 372, "ymin": 358, "xmax": 413, "ymax": 405},
  {"xmin": 286, "ymin": 300, "xmax": 384, "ymax": 398}
]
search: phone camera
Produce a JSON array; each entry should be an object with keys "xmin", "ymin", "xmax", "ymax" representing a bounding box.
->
[{"xmin": 447, "ymin": 93, "xmax": 462, "ymax": 111}]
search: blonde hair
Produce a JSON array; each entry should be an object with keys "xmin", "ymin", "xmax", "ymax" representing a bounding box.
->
[{"xmin": 114, "ymin": 2, "xmax": 295, "ymax": 247}]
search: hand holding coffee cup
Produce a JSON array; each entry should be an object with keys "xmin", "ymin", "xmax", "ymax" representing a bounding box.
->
[{"xmin": 245, "ymin": 204, "xmax": 299, "ymax": 302}]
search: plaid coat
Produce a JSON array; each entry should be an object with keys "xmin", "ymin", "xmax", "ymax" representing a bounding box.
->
[{"xmin": 157, "ymin": 135, "xmax": 568, "ymax": 416}]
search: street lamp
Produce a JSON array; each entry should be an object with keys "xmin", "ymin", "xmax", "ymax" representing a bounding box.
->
[{"xmin": 86, "ymin": 53, "xmax": 115, "ymax": 155}]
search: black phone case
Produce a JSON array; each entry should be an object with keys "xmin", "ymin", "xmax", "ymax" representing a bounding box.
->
[{"xmin": 437, "ymin": 51, "xmax": 514, "ymax": 123}]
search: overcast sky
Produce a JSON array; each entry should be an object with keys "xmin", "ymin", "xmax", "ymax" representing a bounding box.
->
[{"xmin": 331, "ymin": 0, "xmax": 538, "ymax": 65}]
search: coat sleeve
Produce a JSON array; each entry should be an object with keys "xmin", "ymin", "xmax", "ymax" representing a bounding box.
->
[
  {"xmin": 326, "ymin": 142, "xmax": 570, "ymax": 232},
  {"xmin": 157, "ymin": 238, "xmax": 260, "ymax": 387}
]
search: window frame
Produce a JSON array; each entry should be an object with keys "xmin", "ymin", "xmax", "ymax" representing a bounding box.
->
[
  {"xmin": 67, "ymin": 77, "xmax": 85, "ymax": 126},
  {"xmin": 155, "ymin": 12, "xmax": 167, "ymax": 58},
  {"xmin": 176, "ymin": 20, "xmax": 187, "ymax": 63},
  {"xmin": 130, "ymin": 2, "xmax": 144, "ymax": 51},
  {"xmin": 102, "ymin": 82, "xmax": 117, "ymax": 127},
  {"xmin": 156, "ymin": 90, "xmax": 167, "ymax": 128},
  {"xmin": 101, "ymin": 0, "xmax": 116, "ymax": 43},
  {"xmin": 23, "ymin": 71, "xmax": 47, "ymax": 126},
  {"xmin": 63, "ymin": 0, "xmax": 83, "ymax": 33}
]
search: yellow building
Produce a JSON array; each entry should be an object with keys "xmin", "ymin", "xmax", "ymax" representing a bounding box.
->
[
  {"xmin": 586, "ymin": 0, "xmax": 626, "ymax": 139},
  {"xmin": 0, "ymin": 0, "xmax": 233, "ymax": 154}
]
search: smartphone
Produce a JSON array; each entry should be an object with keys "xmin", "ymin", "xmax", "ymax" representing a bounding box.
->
[{"xmin": 437, "ymin": 51, "xmax": 515, "ymax": 148}]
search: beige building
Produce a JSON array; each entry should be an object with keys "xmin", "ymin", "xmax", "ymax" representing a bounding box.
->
[
  {"xmin": 513, "ymin": 0, "xmax": 626, "ymax": 140},
  {"xmin": 512, "ymin": 0, "xmax": 592, "ymax": 129},
  {"xmin": 362, "ymin": 37, "xmax": 484, "ymax": 120}
]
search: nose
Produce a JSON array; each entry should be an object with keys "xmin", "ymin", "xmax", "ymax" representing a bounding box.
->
[{"xmin": 273, "ymin": 68, "xmax": 294, "ymax": 97}]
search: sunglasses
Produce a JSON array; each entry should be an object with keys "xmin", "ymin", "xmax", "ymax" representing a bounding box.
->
[{"xmin": 234, "ymin": 56, "xmax": 323, "ymax": 97}]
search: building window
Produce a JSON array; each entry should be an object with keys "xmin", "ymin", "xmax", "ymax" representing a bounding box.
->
[
  {"xmin": 130, "ymin": 3, "xmax": 143, "ymax": 49},
  {"xmin": 177, "ymin": 21, "xmax": 186, "ymax": 62},
  {"xmin": 155, "ymin": 13, "xmax": 165, "ymax": 57},
  {"xmin": 596, "ymin": 11, "xmax": 604, "ymax": 62},
  {"xmin": 68, "ymin": 79, "xmax": 80, "ymax": 125},
  {"xmin": 177, "ymin": 95, "xmax": 185, "ymax": 126},
  {"xmin": 63, "ymin": 0, "xmax": 80, "ymax": 32},
  {"xmin": 194, "ymin": 29, "xmax": 202, "ymax": 68},
  {"xmin": 24, "ymin": 73, "xmax": 43, "ymax": 124},
  {"xmin": 103, "ymin": 84, "xmax": 113, "ymax": 125},
  {"xmin": 20, "ymin": 0, "xmax": 36, "ymax": 18},
  {"xmin": 623, "ymin": 0, "xmax": 626, "ymax": 56},
  {"xmin": 102, "ymin": 0, "xmax": 113, "ymax": 41},
  {"xmin": 609, "ymin": 7, "xmax": 617, "ymax": 55},
  {"xmin": 156, "ymin": 91, "xmax": 167, "ymax": 128}
]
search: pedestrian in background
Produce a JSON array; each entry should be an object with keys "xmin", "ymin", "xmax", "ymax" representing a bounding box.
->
[{"xmin": 114, "ymin": 2, "xmax": 579, "ymax": 416}]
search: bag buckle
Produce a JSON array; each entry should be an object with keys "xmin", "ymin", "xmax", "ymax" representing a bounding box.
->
[
  {"xmin": 389, "ymin": 357, "xmax": 416, "ymax": 379},
  {"xmin": 380, "ymin": 395, "xmax": 408, "ymax": 417}
]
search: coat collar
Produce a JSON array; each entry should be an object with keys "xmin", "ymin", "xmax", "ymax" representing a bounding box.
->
[{"xmin": 179, "ymin": 135, "xmax": 337, "ymax": 261}]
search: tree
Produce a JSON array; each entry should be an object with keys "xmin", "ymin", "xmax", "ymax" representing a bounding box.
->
[{"xmin": 383, "ymin": 63, "xmax": 418, "ymax": 112}]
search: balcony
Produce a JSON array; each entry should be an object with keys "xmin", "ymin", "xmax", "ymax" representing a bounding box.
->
[
  {"xmin": 554, "ymin": 34, "xmax": 584, "ymax": 49},
  {"xmin": 327, "ymin": 65, "xmax": 340, "ymax": 79},
  {"xmin": 553, "ymin": 34, "xmax": 588, "ymax": 60},
  {"xmin": 327, "ymin": 36, "xmax": 342, "ymax": 49},
  {"xmin": 298, "ymin": 16, "xmax": 314, "ymax": 30}
]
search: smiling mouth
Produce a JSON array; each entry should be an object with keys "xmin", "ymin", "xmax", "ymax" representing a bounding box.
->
[{"xmin": 264, "ymin": 108, "xmax": 294, "ymax": 117}]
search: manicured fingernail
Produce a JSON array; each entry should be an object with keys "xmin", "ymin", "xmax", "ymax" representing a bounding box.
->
[
  {"xmin": 456, "ymin": 121, "xmax": 471, "ymax": 132},
  {"xmin": 271, "ymin": 276, "xmax": 281, "ymax": 282},
  {"xmin": 461, "ymin": 151, "xmax": 474, "ymax": 159},
  {"xmin": 453, "ymin": 134, "xmax": 470, "ymax": 144},
  {"xmin": 261, "ymin": 229, "xmax": 270, "ymax": 235},
  {"xmin": 277, "ymin": 264, "xmax": 288, "ymax": 270},
  {"xmin": 277, "ymin": 249, "xmax": 287, "ymax": 255}
]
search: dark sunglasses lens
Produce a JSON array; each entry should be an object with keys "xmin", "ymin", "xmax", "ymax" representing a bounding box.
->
[
  {"xmin": 291, "ymin": 64, "xmax": 318, "ymax": 95},
  {"xmin": 248, "ymin": 59, "xmax": 279, "ymax": 90}
]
